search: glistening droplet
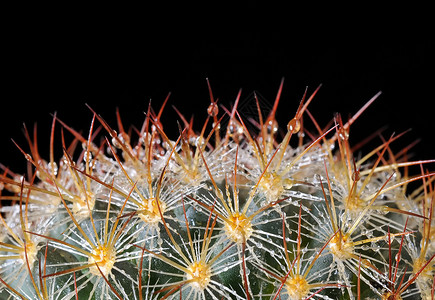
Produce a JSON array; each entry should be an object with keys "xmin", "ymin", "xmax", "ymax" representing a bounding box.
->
[{"xmin": 287, "ymin": 118, "xmax": 301, "ymax": 133}]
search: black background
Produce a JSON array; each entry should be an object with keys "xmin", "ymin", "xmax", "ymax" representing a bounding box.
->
[{"xmin": 2, "ymin": 8, "xmax": 434, "ymax": 174}]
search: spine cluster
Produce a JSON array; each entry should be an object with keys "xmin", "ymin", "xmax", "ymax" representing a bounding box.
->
[{"xmin": 0, "ymin": 81, "xmax": 434, "ymax": 299}]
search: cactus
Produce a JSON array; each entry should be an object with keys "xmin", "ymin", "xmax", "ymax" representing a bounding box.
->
[{"xmin": 0, "ymin": 80, "xmax": 434, "ymax": 300}]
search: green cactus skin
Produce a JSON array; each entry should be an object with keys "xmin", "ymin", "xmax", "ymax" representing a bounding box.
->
[{"xmin": 0, "ymin": 82, "xmax": 434, "ymax": 300}]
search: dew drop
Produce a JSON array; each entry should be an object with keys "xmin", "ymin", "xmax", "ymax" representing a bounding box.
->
[
  {"xmin": 48, "ymin": 162, "xmax": 58, "ymax": 176},
  {"xmin": 111, "ymin": 131, "xmax": 122, "ymax": 149},
  {"xmin": 338, "ymin": 128, "xmax": 349, "ymax": 141},
  {"xmin": 207, "ymin": 103, "xmax": 219, "ymax": 117},
  {"xmin": 228, "ymin": 121, "xmax": 236, "ymax": 134},
  {"xmin": 352, "ymin": 170, "xmax": 360, "ymax": 182},
  {"xmin": 286, "ymin": 118, "xmax": 301, "ymax": 133},
  {"xmin": 117, "ymin": 132, "xmax": 130, "ymax": 146},
  {"xmin": 266, "ymin": 119, "xmax": 278, "ymax": 134},
  {"xmin": 106, "ymin": 146, "xmax": 113, "ymax": 156},
  {"xmin": 83, "ymin": 151, "xmax": 93, "ymax": 163}
]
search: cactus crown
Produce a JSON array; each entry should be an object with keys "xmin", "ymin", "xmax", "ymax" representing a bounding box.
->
[{"xmin": 0, "ymin": 80, "xmax": 434, "ymax": 299}]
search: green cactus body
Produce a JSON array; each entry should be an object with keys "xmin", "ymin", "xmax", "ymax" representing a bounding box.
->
[{"xmin": 0, "ymin": 82, "xmax": 434, "ymax": 299}]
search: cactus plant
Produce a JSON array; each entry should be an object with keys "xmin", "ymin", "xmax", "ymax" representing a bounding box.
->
[{"xmin": 0, "ymin": 80, "xmax": 434, "ymax": 299}]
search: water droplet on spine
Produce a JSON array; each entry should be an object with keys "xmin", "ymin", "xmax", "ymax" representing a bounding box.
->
[
  {"xmin": 48, "ymin": 162, "xmax": 58, "ymax": 176},
  {"xmin": 24, "ymin": 153, "xmax": 32, "ymax": 162},
  {"xmin": 338, "ymin": 128, "xmax": 349, "ymax": 141},
  {"xmin": 352, "ymin": 170, "xmax": 360, "ymax": 182},
  {"xmin": 111, "ymin": 130, "xmax": 122, "ymax": 149},
  {"xmin": 287, "ymin": 118, "xmax": 301, "ymax": 133},
  {"xmin": 212, "ymin": 122, "xmax": 220, "ymax": 130},
  {"xmin": 207, "ymin": 102, "xmax": 218, "ymax": 117},
  {"xmin": 266, "ymin": 119, "xmax": 278, "ymax": 134},
  {"xmin": 118, "ymin": 132, "xmax": 130, "ymax": 145}
]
